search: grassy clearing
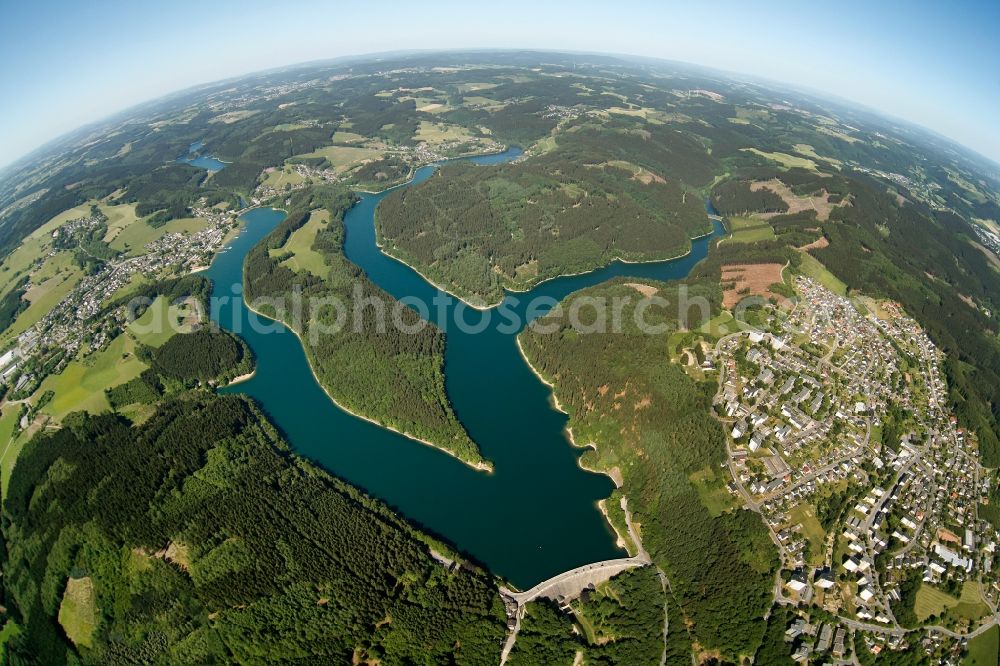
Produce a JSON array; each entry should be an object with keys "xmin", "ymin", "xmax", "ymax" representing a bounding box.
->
[
  {"xmin": 127, "ymin": 295, "xmax": 197, "ymax": 348},
  {"xmin": 689, "ymin": 466, "xmax": 737, "ymax": 516},
  {"xmin": 964, "ymin": 625, "xmax": 998, "ymax": 665},
  {"xmin": 793, "ymin": 144, "xmax": 842, "ymax": 169},
  {"xmin": 461, "ymin": 96, "xmax": 506, "ymax": 111},
  {"xmin": 0, "ymin": 202, "xmax": 93, "ymax": 297},
  {"xmin": 58, "ymin": 576, "xmax": 98, "ymax": 648},
  {"xmin": 954, "ymin": 581, "xmax": 990, "ymax": 621},
  {"xmin": 299, "ymin": 145, "xmax": 380, "ymax": 173},
  {"xmin": 98, "ymin": 202, "xmax": 141, "ymax": 243},
  {"xmin": 456, "ymin": 82, "xmax": 497, "ymax": 93},
  {"xmin": 741, "ymin": 148, "xmax": 819, "ymax": 172},
  {"xmin": 33, "ymin": 334, "xmax": 147, "ymax": 421},
  {"xmin": 729, "ymin": 225, "xmax": 776, "ymax": 244},
  {"xmin": 727, "ymin": 216, "xmax": 766, "ymax": 231},
  {"xmin": 0, "ymin": 620, "xmax": 21, "ymax": 663},
  {"xmin": 0, "ymin": 264, "xmax": 84, "ymax": 345},
  {"xmin": 797, "ymin": 252, "xmax": 847, "ymax": 296},
  {"xmin": 415, "ymin": 121, "xmax": 474, "ymax": 145},
  {"xmin": 789, "ymin": 503, "xmax": 826, "ymax": 566},
  {"xmin": 0, "ymin": 404, "xmax": 23, "ymax": 498},
  {"xmin": 261, "ymin": 166, "xmax": 305, "ymax": 189},
  {"xmin": 817, "ymin": 126, "xmax": 861, "ymax": 144},
  {"xmin": 271, "ymin": 209, "xmax": 330, "ymax": 277},
  {"xmin": 110, "ymin": 216, "xmax": 208, "ymax": 255},
  {"xmin": 331, "ymin": 131, "xmax": 367, "ymax": 144},
  {"xmin": 915, "ymin": 584, "xmax": 959, "ymax": 622},
  {"xmin": 699, "ymin": 311, "xmax": 745, "ymax": 337}
]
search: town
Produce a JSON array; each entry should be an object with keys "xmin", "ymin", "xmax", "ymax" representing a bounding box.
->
[{"xmin": 712, "ymin": 276, "xmax": 999, "ymax": 663}]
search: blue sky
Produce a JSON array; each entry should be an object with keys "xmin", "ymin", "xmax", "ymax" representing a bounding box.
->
[{"xmin": 1, "ymin": 0, "xmax": 999, "ymax": 167}]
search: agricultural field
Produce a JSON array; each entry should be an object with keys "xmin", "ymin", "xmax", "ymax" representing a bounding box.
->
[
  {"xmin": 0, "ymin": 403, "xmax": 23, "ymax": 498},
  {"xmin": 109, "ymin": 216, "xmax": 208, "ymax": 255},
  {"xmin": 729, "ymin": 224, "xmax": 776, "ymax": 244},
  {"xmin": 741, "ymin": 148, "xmax": 819, "ymax": 172},
  {"xmin": 261, "ymin": 166, "xmax": 305, "ymax": 190},
  {"xmin": 57, "ymin": 576, "xmax": 98, "ymax": 648},
  {"xmin": 98, "ymin": 202, "xmax": 141, "ymax": 243},
  {"xmin": 127, "ymin": 295, "xmax": 199, "ymax": 348},
  {"xmin": 0, "ymin": 263, "xmax": 84, "ymax": 345},
  {"xmin": 690, "ymin": 466, "xmax": 738, "ymax": 516},
  {"xmin": 964, "ymin": 625, "xmax": 999, "ymax": 665},
  {"xmin": 32, "ymin": 333, "xmax": 147, "ymax": 420},
  {"xmin": 915, "ymin": 581, "xmax": 990, "ymax": 624},
  {"xmin": 298, "ymin": 144, "xmax": 381, "ymax": 173},
  {"xmin": 271, "ymin": 209, "xmax": 330, "ymax": 277},
  {"xmin": 788, "ymin": 503, "xmax": 826, "ymax": 566},
  {"xmin": 331, "ymin": 130, "xmax": 367, "ymax": 144},
  {"xmin": 797, "ymin": 252, "xmax": 848, "ymax": 296},
  {"xmin": 0, "ymin": 202, "xmax": 92, "ymax": 297},
  {"xmin": 414, "ymin": 121, "xmax": 475, "ymax": 145}
]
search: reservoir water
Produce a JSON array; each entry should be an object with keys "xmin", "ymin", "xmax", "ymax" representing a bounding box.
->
[
  {"xmin": 211, "ymin": 148, "xmax": 724, "ymax": 588},
  {"xmin": 177, "ymin": 140, "xmax": 227, "ymax": 172}
]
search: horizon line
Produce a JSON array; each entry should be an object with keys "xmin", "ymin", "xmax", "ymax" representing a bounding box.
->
[{"xmin": 3, "ymin": 46, "xmax": 999, "ymax": 175}]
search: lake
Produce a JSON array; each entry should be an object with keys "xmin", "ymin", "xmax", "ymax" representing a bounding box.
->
[
  {"xmin": 177, "ymin": 140, "xmax": 227, "ymax": 172},
  {"xmin": 211, "ymin": 148, "xmax": 723, "ymax": 588}
]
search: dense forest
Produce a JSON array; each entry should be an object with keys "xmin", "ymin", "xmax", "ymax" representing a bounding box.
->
[
  {"xmin": 1, "ymin": 395, "xmax": 506, "ymax": 663},
  {"xmin": 243, "ymin": 185, "xmax": 485, "ymax": 467},
  {"xmin": 145, "ymin": 328, "xmax": 253, "ymax": 385},
  {"xmin": 506, "ymin": 567, "xmax": 668, "ymax": 665},
  {"xmin": 519, "ymin": 279, "xmax": 778, "ymax": 660},
  {"xmin": 377, "ymin": 125, "xmax": 716, "ymax": 305},
  {"xmin": 0, "ymin": 52, "xmax": 998, "ymax": 662}
]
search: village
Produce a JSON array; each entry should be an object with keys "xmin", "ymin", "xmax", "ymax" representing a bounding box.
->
[
  {"xmin": 713, "ymin": 276, "xmax": 1000, "ymax": 663},
  {"xmin": 0, "ymin": 201, "xmax": 240, "ymax": 397}
]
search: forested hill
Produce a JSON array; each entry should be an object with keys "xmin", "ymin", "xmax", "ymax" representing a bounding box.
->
[
  {"xmin": 1, "ymin": 395, "xmax": 506, "ymax": 663},
  {"xmin": 377, "ymin": 124, "xmax": 717, "ymax": 305},
  {"xmin": 243, "ymin": 185, "xmax": 485, "ymax": 467},
  {"xmin": 519, "ymin": 279, "xmax": 779, "ymax": 660}
]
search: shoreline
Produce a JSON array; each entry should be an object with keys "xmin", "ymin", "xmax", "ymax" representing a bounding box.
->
[
  {"xmin": 514, "ymin": 336, "xmax": 621, "ymax": 489},
  {"xmin": 375, "ymin": 226, "xmax": 717, "ymax": 314},
  {"xmin": 240, "ymin": 298, "xmax": 493, "ymax": 474},
  {"xmin": 225, "ymin": 369, "xmax": 256, "ymax": 387}
]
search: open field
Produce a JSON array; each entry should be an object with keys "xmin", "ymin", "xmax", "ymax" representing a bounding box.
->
[
  {"xmin": 0, "ymin": 620, "xmax": 21, "ymax": 664},
  {"xmin": 299, "ymin": 145, "xmax": 380, "ymax": 173},
  {"xmin": 33, "ymin": 333, "xmax": 147, "ymax": 420},
  {"xmin": 109, "ymin": 216, "xmax": 208, "ymax": 255},
  {"xmin": 0, "ymin": 264, "xmax": 84, "ymax": 345},
  {"xmin": 99, "ymin": 202, "xmax": 141, "ymax": 243},
  {"xmin": 915, "ymin": 581, "xmax": 990, "ymax": 623},
  {"xmin": 915, "ymin": 584, "xmax": 959, "ymax": 622},
  {"xmin": 797, "ymin": 252, "xmax": 848, "ymax": 296},
  {"xmin": 331, "ymin": 130, "xmax": 367, "ymax": 144},
  {"xmin": 817, "ymin": 126, "xmax": 861, "ymax": 144},
  {"xmin": 0, "ymin": 404, "xmax": 23, "ymax": 499},
  {"xmin": 128, "ymin": 295, "xmax": 197, "ymax": 348},
  {"xmin": 261, "ymin": 166, "xmax": 305, "ymax": 189},
  {"xmin": 729, "ymin": 224, "xmax": 776, "ymax": 244},
  {"xmin": 0, "ymin": 202, "xmax": 93, "ymax": 297},
  {"xmin": 964, "ymin": 625, "xmax": 999, "ymax": 665},
  {"xmin": 789, "ymin": 503, "xmax": 826, "ymax": 566},
  {"xmin": 690, "ymin": 466, "xmax": 738, "ymax": 516},
  {"xmin": 721, "ymin": 263, "xmax": 786, "ymax": 309},
  {"xmin": 58, "ymin": 576, "xmax": 98, "ymax": 648},
  {"xmin": 742, "ymin": 148, "xmax": 819, "ymax": 172},
  {"xmin": 793, "ymin": 143, "xmax": 842, "ymax": 169},
  {"xmin": 751, "ymin": 179, "xmax": 847, "ymax": 221},
  {"xmin": 271, "ymin": 209, "xmax": 330, "ymax": 277},
  {"xmin": 415, "ymin": 121, "xmax": 475, "ymax": 145},
  {"xmin": 456, "ymin": 82, "xmax": 497, "ymax": 93},
  {"xmin": 461, "ymin": 96, "xmax": 506, "ymax": 111}
]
